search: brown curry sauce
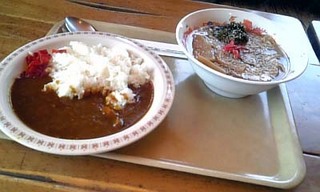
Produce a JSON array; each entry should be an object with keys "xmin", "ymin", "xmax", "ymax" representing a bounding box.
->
[{"xmin": 11, "ymin": 77, "xmax": 154, "ymax": 139}]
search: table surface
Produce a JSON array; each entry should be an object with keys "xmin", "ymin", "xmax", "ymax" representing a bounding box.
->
[{"xmin": 0, "ymin": 0, "xmax": 319, "ymax": 191}]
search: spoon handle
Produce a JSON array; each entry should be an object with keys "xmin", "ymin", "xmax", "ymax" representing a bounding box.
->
[{"xmin": 64, "ymin": 17, "xmax": 186, "ymax": 59}]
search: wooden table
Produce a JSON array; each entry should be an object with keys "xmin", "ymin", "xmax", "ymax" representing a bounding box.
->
[{"xmin": 0, "ymin": 0, "xmax": 319, "ymax": 191}]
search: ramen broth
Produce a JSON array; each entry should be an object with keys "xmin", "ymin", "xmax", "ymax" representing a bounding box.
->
[{"xmin": 191, "ymin": 19, "xmax": 289, "ymax": 81}]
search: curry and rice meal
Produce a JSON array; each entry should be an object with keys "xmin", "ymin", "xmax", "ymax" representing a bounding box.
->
[
  {"xmin": 11, "ymin": 41, "xmax": 154, "ymax": 139},
  {"xmin": 191, "ymin": 17, "xmax": 289, "ymax": 81}
]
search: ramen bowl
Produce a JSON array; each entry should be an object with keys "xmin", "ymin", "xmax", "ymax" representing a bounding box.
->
[
  {"xmin": 0, "ymin": 31, "xmax": 175, "ymax": 155},
  {"xmin": 176, "ymin": 8, "xmax": 308, "ymax": 98}
]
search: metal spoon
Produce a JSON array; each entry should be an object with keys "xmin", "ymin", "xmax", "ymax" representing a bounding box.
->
[
  {"xmin": 65, "ymin": 16, "xmax": 96, "ymax": 32},
  {"xmin": 63, "ymin": 16, "xmax": 187, "ymax": 59}
]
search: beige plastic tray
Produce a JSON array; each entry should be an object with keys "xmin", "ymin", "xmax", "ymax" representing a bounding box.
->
[{"xmin": 1, "ymin": 14, "xmax": 306, "ymax": 189}]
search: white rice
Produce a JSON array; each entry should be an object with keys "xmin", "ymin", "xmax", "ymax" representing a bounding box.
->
[{"xmin": 43, "ymin": 41, "xmax": 152, "ymax": 109}]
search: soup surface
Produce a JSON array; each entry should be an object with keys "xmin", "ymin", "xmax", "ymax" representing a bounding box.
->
[
  {"xmin": 11, "ymin": 77, "xmax": 153, "ymax": 139},
  {"xmin": 191, "ymin": 19, "xmax": 289, "ymax": 81}
]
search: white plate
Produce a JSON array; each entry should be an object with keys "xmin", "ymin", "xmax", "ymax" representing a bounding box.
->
[{"xmin": 0, "ymin": 31, "xmax": 175, "ymax": 155}]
